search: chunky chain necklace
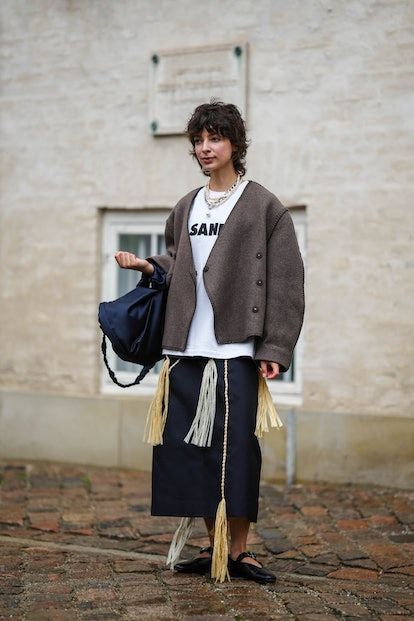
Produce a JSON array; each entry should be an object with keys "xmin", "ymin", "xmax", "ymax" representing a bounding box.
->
[{"xmin": 204, "ymin": 174, "xmax": 242, "ymax": 216}]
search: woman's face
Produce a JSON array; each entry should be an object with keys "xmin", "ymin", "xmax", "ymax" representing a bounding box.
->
[{"xmin": 193, "ymin": 128, "xmax": 235, "ymax": 174}]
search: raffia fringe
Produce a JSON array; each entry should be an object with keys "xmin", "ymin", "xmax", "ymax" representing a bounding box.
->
[
  {"xmin": 255, "ymin": 371, "xmax": 284, "ymax": 438},
  {"xmin": 142, "ymin": 357, "xmax": 171, "ymax": 445},
  {"xmin": 211, "ymin": 498, "xmax": 230, "ymax": 583},
  {"xmin": 166, "ymin": 517, "xmax": 195, "ymax": 570},
  {"xmin": 184, "ymin": 359, "xmax": 218, "ymax": 447}
]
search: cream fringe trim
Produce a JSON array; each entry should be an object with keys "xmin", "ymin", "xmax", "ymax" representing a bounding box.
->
[
  {"xmin": 211, "ymin": 359, "xmax": 231, "ymax": 583},
  {"xmin": 184, "ymin": 359, "xmax": 218, "ymax": 447},
  {"xmin": 255, "ymin": 370, "xmax": 284, "ymax": 438},
  {"xmin": 211, "ymin": 497, "xmax": 229, "ymax": 583},
  {"xmin": 143, "ymin": 356, "xmax": 180, "ymax": 446},
  {"xmin": 166, "ymin": 516, "xmax": 195, "ymax": 570}
]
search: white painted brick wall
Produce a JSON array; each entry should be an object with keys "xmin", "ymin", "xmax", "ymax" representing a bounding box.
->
[{"xmin": 1, "ymin": 0, "xmax": 413, "ymax": 416}]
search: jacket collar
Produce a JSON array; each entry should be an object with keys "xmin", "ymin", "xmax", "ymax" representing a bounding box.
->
[{"xmin": 183, "ymin": 180, "xmax": 253, "ymax": 279}]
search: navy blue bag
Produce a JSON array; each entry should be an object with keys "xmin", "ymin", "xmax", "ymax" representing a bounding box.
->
[{"xmin": 98, "ymin": 263, "xmax": 168, "ymax": 387}]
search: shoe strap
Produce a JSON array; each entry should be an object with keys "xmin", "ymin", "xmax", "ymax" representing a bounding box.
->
[
  {"xmin": 236, "ymin": 551, "xmax": 260, "ymax": 563},
  {"xmin": 199, "ymin": 545, "xmax": 213, "ymax": 555}
]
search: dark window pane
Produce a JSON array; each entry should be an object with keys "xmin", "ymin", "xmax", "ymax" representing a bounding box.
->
[
  {"xmin": 117, "ymin": 234, "xmax": 151, "ymax": 297},
  {"xmin": 157, "ymin": 233, "xmax": 165, "ymax": 255}
]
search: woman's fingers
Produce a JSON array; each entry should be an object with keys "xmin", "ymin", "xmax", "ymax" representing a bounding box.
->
[
  {"xmin": 114, "ymin": 251, "xmax": 141, "ymax": 269},
  {"xmin": 114, "ymin": 251, "xmax": 154, "ymax": 275},
  {"xmin": 260, "ymin": 360, "xmax": 280, "ymax": 379}
]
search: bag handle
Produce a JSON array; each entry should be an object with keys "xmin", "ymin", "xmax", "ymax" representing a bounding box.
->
[{"xmin": 101, "ymin": 334, "xmax": 153, "ymax": 387}]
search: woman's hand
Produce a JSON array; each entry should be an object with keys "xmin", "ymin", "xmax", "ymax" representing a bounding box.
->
[
  {"xmin": 114, "ymin": 251, "xmax": 154, "ymax": 276},
  {"xmin": 260, "ymin": 360, "xmax": 280, "ymax": 380}
]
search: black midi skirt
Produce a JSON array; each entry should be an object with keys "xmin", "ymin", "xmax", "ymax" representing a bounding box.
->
[{"xmin": 151, "ymin": 355, "xmax": 262, "ymax": 523}]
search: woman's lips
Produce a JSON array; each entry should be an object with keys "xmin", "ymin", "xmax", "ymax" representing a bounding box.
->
[{"xmin": 202, "ymin": 157, "xmax": 214, "ymax": 163}]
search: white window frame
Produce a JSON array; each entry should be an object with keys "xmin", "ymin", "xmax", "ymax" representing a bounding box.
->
[
  {"xmin": 267, "ymin": 208, "xmax": 306, "ymax": 407},
  {"xmin": 100, "ymin": 207, "xmax": 306, "ymax": 405},
  {"xmin": 100, "ymin": 209, "xmax": 168, "ymax": 396}
]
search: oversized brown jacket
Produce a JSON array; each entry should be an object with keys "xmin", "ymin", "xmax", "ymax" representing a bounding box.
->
[{"xmin": 147, "ymin": 180, "xmax": 305, "ymax": 372}]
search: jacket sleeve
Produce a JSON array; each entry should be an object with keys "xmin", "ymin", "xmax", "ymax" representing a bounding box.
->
[
  {"xmin": 145, "ymin": 208, "xmax": 176, "ymax": 287},
  {"xmin": 254, "ymin": 209, "xmax": 305, "ymax": 372}
]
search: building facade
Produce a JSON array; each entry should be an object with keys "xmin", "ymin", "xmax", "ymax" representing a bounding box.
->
[{"xmin": 1, "ymin": 0, "xmax": 413, "ymax": 487}]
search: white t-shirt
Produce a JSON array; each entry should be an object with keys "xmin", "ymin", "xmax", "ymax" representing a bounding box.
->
[{"xmin": 163, "ymin": 179, "xmax": 255, "ymax": 359}]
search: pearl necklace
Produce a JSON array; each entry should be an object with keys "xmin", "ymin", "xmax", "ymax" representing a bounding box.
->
[{"xmin": 204, "ymin": 174, "xmax": 242, "ymax": 217}]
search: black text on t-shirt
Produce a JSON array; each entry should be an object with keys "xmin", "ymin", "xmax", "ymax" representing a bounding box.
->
[{"xmin": 189, "ymin": 222, "xmax": 224, "ymax": 236}]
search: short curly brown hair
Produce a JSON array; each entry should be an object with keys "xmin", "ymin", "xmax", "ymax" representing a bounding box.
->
[{"xmin": 185, "ymin": 99, "xmax": 250, "ymax": 176}]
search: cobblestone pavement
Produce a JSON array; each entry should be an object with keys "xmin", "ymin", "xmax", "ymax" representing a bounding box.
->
[{"xmin": 0, "ymin": 459, "xmax": 413, "ymax": 620}]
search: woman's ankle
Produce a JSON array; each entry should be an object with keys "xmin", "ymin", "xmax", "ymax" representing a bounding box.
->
[
  {"xmin": 229, "ymin": 546, "xmax": 246, "ymax": 560},
  {"xmin": 203, "ymin": 517, "xmax": 215, "ymax": 547}
]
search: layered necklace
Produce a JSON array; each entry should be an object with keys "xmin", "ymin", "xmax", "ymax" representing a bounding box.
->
[{"xmin": 204, "ymin": 174, "xmax": 242, "ymax": 217}]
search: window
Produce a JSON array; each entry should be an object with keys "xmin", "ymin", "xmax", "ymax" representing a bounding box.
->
[
  {"xmin": 267, "ymin": 207, "xmax": 306, "ymax": 406},
  {"xmin": 100, "ymin": 207, "xmax": 306, "ymax": 404},
  {"xmin": 100, "ymin": 209, "xmax": 168, "ymax": 395}
]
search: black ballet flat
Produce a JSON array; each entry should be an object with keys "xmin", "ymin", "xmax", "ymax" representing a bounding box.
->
[
  {"xmin": 174, "ymin": 545, "xmax": 213, "ymax": 574},
  {"xmin": 228, "ymin": 551, "xmax": 276, "ymax": 584}
]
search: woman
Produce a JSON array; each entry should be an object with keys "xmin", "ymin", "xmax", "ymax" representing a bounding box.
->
[{"xmin": 115, "ymin": 100, "xmax": 305, "ymax": 584}]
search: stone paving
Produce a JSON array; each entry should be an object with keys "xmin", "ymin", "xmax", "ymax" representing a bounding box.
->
[{"xmin": 0, "ymin": 459, "xmax": 413, "ymax": 620}]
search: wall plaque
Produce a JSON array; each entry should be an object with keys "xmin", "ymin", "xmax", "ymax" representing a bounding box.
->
[{"xmin": 148, "ymin": 42, "xmax": 248, "ymax": 135}]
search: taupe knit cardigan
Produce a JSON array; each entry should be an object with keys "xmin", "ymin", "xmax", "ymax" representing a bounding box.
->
[{"xmin": 148, "ymin": 180, "xmax": 305, "ymax": 372}]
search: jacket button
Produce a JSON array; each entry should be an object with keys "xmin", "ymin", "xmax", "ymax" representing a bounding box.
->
[
  {"xmin": 203, "ymin": 266, "xmax": 209, "ymax": 272},
  {"xmin": 252, "ymin": 306, "xmax": 259, "ymax": 313},
  {"xmin": 256, "ymin": 252, "xmax": 263, "ymax": 259},
  {"xmin": 256, "ymin": 279, "xmax": 263, "ymax": 286}
]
